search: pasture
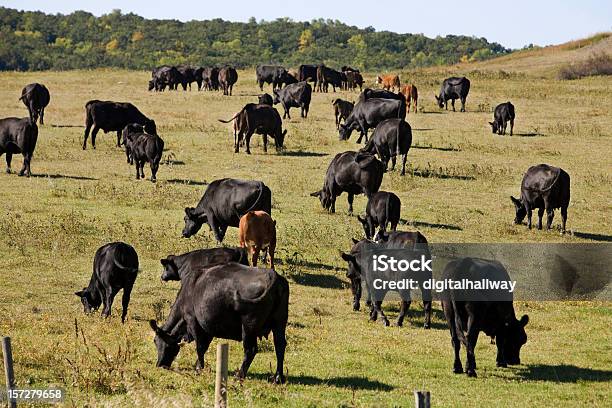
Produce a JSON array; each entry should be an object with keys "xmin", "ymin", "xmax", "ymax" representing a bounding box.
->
[{"xmin": 0, "ymin": 61, "xmax": 610, "ymax": 406}]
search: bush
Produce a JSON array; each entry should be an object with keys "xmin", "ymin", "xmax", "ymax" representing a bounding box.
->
[{"xmin": 558, "ymin": 52, "xmax": 612, "ymax": 80}]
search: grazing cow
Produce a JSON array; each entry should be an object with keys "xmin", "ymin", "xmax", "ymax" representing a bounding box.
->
[
  {"xmin": 256, "ymin": 65, "xmax": 295, "ymax": 91},
  {"xmin": 399, "ymin": 84, "xmax": 418, "ymax": 114},
  {"xmin": 219, "ymin": 66, "xmax": 238, "ymax": 96},
  {"xmin": 151, "ymin": 66, "xmax": 181, "ymax": 91},
  {"xmin": 122, "ymin": 129, "xmax": 164, "ymax": 182},
  {"xmin": 332, "ymin": 99, "xmax": 354, "ymax": 130},
  {"xmin": 376, "ymin": 75, "xmax": 401, "ymax": 92},
  {"xmin": 0, "ymin": 117, "xmax": 38, "ymax": 177},
  {"xmin": 442, "ymin": 257, "xmax": 529, "ymax": 377},
  {"xmin": 219, "ymin": 104, "xmax": 286, "ymax": 154},
  {"xmin": 149, "ymin": 263, "xmax": 289, "ymax": 384},
  {"xmin": 201, "ymin": 67, "xmax": 220, "ymax": 91},
  {"xmin": 273, "ymin": 81, "xmax": 312, "ymax": 119},
  {"xmin": 340, "ymin": 231, "xmax": 432, "ymax": 327},
  {"xmin": 160, "ymin": 247, "xmax": 249, "ymax": 281},
  {"xmin": 317, "ymin": 65, "xmax": 343, "ymax": 92},
  {"xmin": 19, "ymin": 83, "xmax": 50, "ymax": 125},
  {"xmin": 182, "ymin": 178, "xmax": 272, "ymax": 242},
  {"xmin": 339, "ymin": 97, "xmax": 406, "ymax": 144},
  {"xmin": 490, "ymin": 102, "xmax": 515, "ymax": 135},
  {"xmin": 258, "ymin": 93, "xmax": 273, "ymax": 106},
  {"xmin": 435, "ymin": 77, "xmax": 471, "ymax": 112},
  {"xmin": 83, "ymin": 100, "xmax": 156, "ymax": 149},
  {"xmin": 511, "ymin": 164, "xmax": 570, "ymax": 232},
  {"xmin": 298, "ymin": 64, "xmax": 318, "ymax": 89},
  {"xmin": 360, "ymin": 118, "xmax": 412, "ymax": 175},
  {"xmin": 310, "ymin": 151, "xmax": 384, "ymax": 213},
  {"xmin": 357, "ymin": 191, "xmax": 401, "ymax": 239},
  {"xmin": 176, "ymin": 65, "xmax": 196, "ymax": 90},
  {"xmin": 345, "ymin": 71, "xmax": 364, "ymax": 92},
  {"xmin": 239, "ymin": 211, "xmax": 277, "ymax": 269},
  {"xmin": 75, "ymin": 242, "xmax": 139, "ymax": 323},
  {"xmin": 193, "ymin": 66, "xmax": 205, "ymax": 90},
  {"xmin": 359, "ymin": 88, "xmax": 405, "ymax": 103},
  {"xmin": 121, "ymin": 123, "xmax": 144, "ymax": 164}
]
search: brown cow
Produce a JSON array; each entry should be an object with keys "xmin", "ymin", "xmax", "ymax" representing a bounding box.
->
[
  {"xmin": 332, "ymin": 99, "xmax": 354, "ymax": 129},
  {"xmin": 239, "ymin": 211, "xmax": 277, "ymax": 269},
  {"xmin": 376, "ymin": 75, "xmax": 401, "ymax": 92},
  {"xmin": 400, "ymin": 84, "xmax": 418, "ymax": 114}
]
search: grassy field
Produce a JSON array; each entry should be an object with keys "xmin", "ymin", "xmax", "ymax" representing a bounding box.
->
[{"xmin": 0, "ymin": 43, "xmax": 611, "ymax": 407}]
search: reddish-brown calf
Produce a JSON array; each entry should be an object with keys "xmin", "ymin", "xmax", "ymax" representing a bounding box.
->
[{"xmin": 238, "ymin": 211, "xmax": 277, "ymax": 269}]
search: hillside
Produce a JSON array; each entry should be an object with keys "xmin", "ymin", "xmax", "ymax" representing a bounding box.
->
[{"xmin": 0, "ymin": 7, "xmax": 509, "ymax": 71}]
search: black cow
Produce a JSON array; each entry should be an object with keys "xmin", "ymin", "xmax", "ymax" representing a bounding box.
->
[
  {"xmin": 83, "ymin": 100, "xmax": 156, "ymax": 149},
  {"xmin": 360, "ymin": 118, "xmax": 412, "ymax": 175},
  {"xmin": 340, "ymin": 231, "xmax": 432, "ymax": 327},
  {"xmin": 298, "ymin": 64, "xmax": 318, "ymax": 89},
  {"xmin": 120, "ymin": 123, "xmax": 144, "ymax": 164},
  {"xmin": 511, "ymin": 164, "xmax": 570, "ymax": 232},
  {"xmin": 19, "ymin": 83, "xmax": 50, "ymax": 125},
  {"xmin": 317, "ymin": 65, "xmax": 343, "ymax": 92},
  {"xmin": 273, "ymin": 81, "xmax": 312, "ymax": 119},
  {"xmin": 310, "ymin": 151, "xmax": 383, "ymax": 214},
  {"xmin": 122, "ymin": 127, "xmax": 164, "ymax": 182},
  {"xmin": 490, "ymin": 102, "xmax": 515, "ymax": 136},
  {"xmin": 219, "ymin": 104, "xmax": 286, "ymax": 154},
  {"xmin": 0, "ymin": 117, "xmax": 38, "ymax": 177},
  {"xmin": 256, "ymin": 65, "xmax": 294, "ymax": 91},
  {"xmin": 219, "ymin": 66, "xmax": 238, "ymax": 96},
  {"xmin": 345, "ymin": 71, "xmax": 364, "ymax": 92},
  {"xmin": 176, "ymin": 65, "xmax": 196, "ymax": 91},
  {"xmin": 359, "ymin": 88, "xmax": 404, "ymax": 102},
  {"xmin": 258, "ymin": 93, "xmax": 273, "ymax": 106},
  {"xmin": 151, "ymin": 66, "xmax": 181, "ymax": 91},
  {"xmin": 182, "ymin": 178, "xmax": 272, "ymax": 242},
  {"xmin": 332, "ymin": 99, "xmax": 354, "ymax": 129},
  {"xmin": 160, "ymin": 247, "xmax": 249, "ymax": 281},
  {"xmin": 193, "ymin": 66, "xmax": 205, "ymax": 90},
  {"xmin": 75, "ymin": 242, "xmax": 139, "ymax": 323},
  {"xmin": 442, "ymin": 257, "xmax": 529, "ymax": 377},
  {"xmin": 435, "ymin": 77, "xmax": 471, "ymax": 112},
  {"xmin": 341, "ymin": 66, "xmax": 360, "ymax": 73},
  {"xmin": 339, "ymin": 97, "xmax": 406, "ymax": 144},
  {"xmin": 201, "ymin": 67, "xmax": 220, "ymax": 91},
  {"xmin": 149, "ymin": 263, "xmax": 289, "ymax": 383},
  {"xmin": 357, "ymin": 191, "xmax": 401, "ymax": 239}
]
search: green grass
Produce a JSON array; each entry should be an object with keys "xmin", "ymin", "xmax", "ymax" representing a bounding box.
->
[{"xmin": 0, "ymin": 67, "xmax": 610, "ymax": 407}]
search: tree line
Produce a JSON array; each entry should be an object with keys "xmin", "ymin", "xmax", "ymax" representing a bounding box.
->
[{"xmin": 0, "ymin": 7, "xmax": 511, "ymax": 71}]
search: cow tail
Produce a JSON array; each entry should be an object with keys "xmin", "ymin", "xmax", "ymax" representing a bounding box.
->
[
  {"xmin": 385, "ymin": 193, "xmax": 391, "ymax": 225},
  {"xmin": 113, "ymin": 257, "xmax": 139, "ymax": 274},
  {"xmin": 218, "ymin": 108, "xmax": 244, "ymax": 123}
]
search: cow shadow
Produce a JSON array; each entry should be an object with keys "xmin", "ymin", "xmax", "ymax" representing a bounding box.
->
[
  {"xmin": 409, "ymin": 169, "xmax": 475, "ymax": 180},
  {"xmin": 421, "ymin": 111, "xmax": 445, "ymax": 114},
  {"xmin": 282, "ymin": 257, "xmax": 338, "ymax": 271},
  {"xmin": 166, "ymin": 178, "xmax": 208, "ymax": 186},
  {"xmin": 401, "ymin": 219, "xmax": 463, "ymax": 231},
  {"xmin": 412, "ymin": 128, "xmax": 434, "ymax": 132},
  {"xmin": 514, "ymin": 364, "xmax": 612, "ymax": 383},
  {"xmin": 249, "ymin": 373, "xmax": 394, "ymax": 391},
  {"xmin": 412, "ymin": 144, "xmax": 461, "ymax": 152},
  {"xmin": 514, "ymin": 132, "xmax": 545, "ymax": 137},
  {"xmin": 572, "ymin": 231, "xmax": 612, "ymax": 242},
  {"xmin": 290, "ymin": 272, "xmax": 345, "ymax": 289},
  {"xmin": 49, "ymin": 124, "xmax": 84, "ymax": 128},
  {"xmin": 31, "ymin": 173, "xmax": 97, "ymax": 181},
  {"xmin": 279, "ymin": 150, "xmax": 328, "ymax": 157}
]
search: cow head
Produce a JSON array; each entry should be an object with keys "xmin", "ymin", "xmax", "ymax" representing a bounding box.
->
[
  {"xmin": 338, "ymin": 124, "xmax": 353, "ymax": 141},
  {"xmin": 341, "ymin": 251, "xmax": 362, "ymax": 311},
  {"xmin": 310, "ymin": 189, "xmax": 332, "ymax": 211},
  {"xmin": 144, "ymin": 119, "xmax": 157, "ymax": 136},
  {"xmin": 510, "ymin": 196, "xmax": 527, "ymax": 225},
  {"xmin": 182, "ymin": 207, "xmax": 207, "ymax": 238},
  {"xmin": 489, "ymin": 121, "xmax": 499, "ymax": 134},
  {"xmin": 160, "ymin": 257, "xmax": 179, "ymax": 281},
  {"xmin": 357, "ymin": 215, "xmax": 375, "ymax": 240},
  {"xmin": 272, "ymin": 90, "xmax": 280, "ymax": 105},
  {"xmin": 148, "ymin": 80, "xmax": 155, "ymax": 91},
  {"xmin": 503, "ymin": 314, "xmax": 529, "ymax": 365},
  {"xmin": 258, "ymin": 93, "xmax": 273, "ymax": 106},
  {"xmin": 75, "ymin": 288, "xmax": 101, "ymax": 313},
  {"xmin": 435, "ymin": 94, "xmax": 445, "ymax": 108},
  {"xmin": 149, "ymin": 320, "xmax": 181, "ymax": 368}
]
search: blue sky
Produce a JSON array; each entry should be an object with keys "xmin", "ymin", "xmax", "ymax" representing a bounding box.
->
[{"xmin": 2, "ymin": 0, "xmax": 611, "ymax": 49}]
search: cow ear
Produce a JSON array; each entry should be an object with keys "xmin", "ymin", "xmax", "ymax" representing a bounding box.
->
[
  {"xmin": 351, "ymin": 238, "xmax": 360, "ymax": 245},
  {"xmin": 185, "ymin": 207, "xmax": 194, "ymax": 216},
  {"xmin": 510, "ymin": 196, "xmax": 521, "ymax": 207},
  {"xmin": 74, "ymin": 290, "xmax": 85, "ymax": 297},
  {"xmin": 160, "ymin": 258, "xmax": 170, "ymax": 266},
  {"xmin": 357, "ymin": 215, "xmax": 366, "ymax": 224},
  {"xmin": 340, "ymin": 252, "xmax": 355, "ymax": 263},
  {"xmin": 520, "ymin": 314, "xmax": 529, "ymax": 327},
  {"xmin": 310, "ymin": 191, "xmax": 321, "ymax": 197}
]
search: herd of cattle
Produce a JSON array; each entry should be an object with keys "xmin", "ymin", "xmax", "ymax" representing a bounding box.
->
[{"xmin": 1, "ymin": 66, "xmax": 574, "ymax": 382}]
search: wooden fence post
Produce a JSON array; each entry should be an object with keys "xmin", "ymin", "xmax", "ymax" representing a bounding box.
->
[
  {"xmin": 414, "ymin": 390, "xmax": 430, "ymax": 408},
  {"xmin": 2, "ymin": 337, "xmax": 16, "ymax": 408},
  {"xmin": 214, "ymin": 343, "xmax": 229, "ymax": 408}
]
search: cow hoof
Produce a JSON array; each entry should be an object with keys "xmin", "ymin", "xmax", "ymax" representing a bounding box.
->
[
  {"xmin": 269, "ymin": 374, "xmax": 286, "ymax": 384},
  {"xmin": 5, "ymin": 169, "xmax": 11, "ymax": 174},
  {"xmin": 423, "ymin": 322, "xmax": 431, "ymax": 329},
  {"xmin": 395, "ymin": 320, "xmax": 403, "ymax": 327},
  {"xmin": 466, "ymin": 370, "xmax": 477, "ymax": 378},
  {"xmin": 383, "ymin": 319, "xmax": 390, "ymax": 327},
  {"xmin": 18, "ymin": 172, "xmax": 25, "ymax": 177},
  {"xmin": 496, "ymin": 362, "xmax": 507, "ymax": 368},
  {"xmin": 453, "ymin": 365, "xmax": 463, "ymax": 374}
]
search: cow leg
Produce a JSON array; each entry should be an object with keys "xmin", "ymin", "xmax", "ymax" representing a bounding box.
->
[
  {"xmin": 271, "ymin": 325, "xmax": 287, "ymax": 384},
  {"xmin": 188, "ymin": 317, "xmax": 212, "ymax": 371},
  {"xmin": 374, "ymin": 301, "xmax": 390, "ymax": 326},
  {"xmin": 510, "ymin": 119, "xmax": 514, "ymax": 136},
  {"xmin": 451, "ymin": 99, "xmax": 456, "ymax": 112},
  {"xmin": 251, "ymin": 247, "xmax": 260, "ymax": 267},
  {"xmin": 135, "ymin": 161, "xmax": 140, "ymax": 179},
  {"xmin": 150, "ymin": 161, "xmax": 158, "ymax": 182},
  {"xmin": 245, "ymin": 132, "xmax": 254, "ymax": 154},
  {"xmin": 18, "ymin": 153, "xmax": 32, "ymax": 177},
  {"xmin": 347, "ymin": 192, "xmax": 354, "ymax": 214},
  {"xmin": 237, "ymin": 332, "xmax": 258, "ymax": 379},
  {"xmin": 451, "ymin": 329, "xmax": 463, "ymax": 373},
  {"xmin": 40, "ymin": 108, "xmax": 45, "ymax": 125},
  {"xmin": 91, "ymin": 126, "xmax": 100, "ymax": 149},
  {"xmin": 396, "ymin": 300, "xmax": 409, "ymax": 327},
  {"xmin": 525, "ymin": 202, "xmax": 532, "ymax": 229},
  {"xmin": 391, "ymin": 155, "xmax": 397, "ymax": 171},
  {"xmin": 537, "ymin": 207, "xmax": 544, "ymax": 230},
  {"xmin": 101, "ymin": 287, "xmax": 118, "ymax": 318},
  {"xmin": 268, "ymin": 241, "xmax": 276, "ymax": 270},
  {"xmin": 263, "ymin": 134, "xmax": 268, "ymax": 153},
  {"xmin": 120, "ymin": 284, "xmax": 133, "ymax": 323},
  {"xmin": 5, "ymin": 152, "xmax": 12, "ymax": 173},
  {"xmin": 422, "ymin": 300, "xmax": 432, "ymax": 329},
  {"xmin": 302, "ymin": 103, "xmax": 308, "ymax": 118},
  {"xmin": 546, "ymin": 208, "xmax": 555, "ymax": 230},
  {"xmin": 495, "ymin": 333, "xmax": 507, "ymax": 367},
  {"xmin": 561, "ymin": 206, "xmax": 568, "ymax": 233},
  {"xmin": 461, "ymin": 97, "xmax": 466, "ymax": 112},
  {"xmin": 401, "ymin": 153, "xmax": 408, "ymax": 176},
  {"xmin": 465, "ymin": 317, "xmax": 479, "ymax": 377},
  {"xmin": 116, "ymin": 131, "xmax": 121, "ymax": 147},
  {"xmin": 83, "ymin": 123, "xmax": 92, "ymax": 150}
]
